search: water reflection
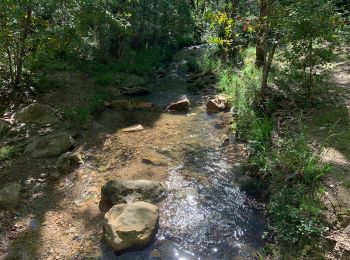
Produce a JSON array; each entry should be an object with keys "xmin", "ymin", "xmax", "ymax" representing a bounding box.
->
[{"xmin": 118, "ymin": 108, "xmax": 266, "ymax": 260}]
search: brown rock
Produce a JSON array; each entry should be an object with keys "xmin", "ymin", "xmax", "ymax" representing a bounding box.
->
[
  {"xmin": 110, "ymin": 100, "xmax": 130, "ymax": 110},
  {"xmin": 166, "ymin": 97, "xmax": 190, "ymax": 111},
  {"xmin": 136, "ymin": 102, "xmax": 154, "ymax": 110},
  {"xmin": 206, "ymin": 95, "xmax": 229, "ymax": 113}
]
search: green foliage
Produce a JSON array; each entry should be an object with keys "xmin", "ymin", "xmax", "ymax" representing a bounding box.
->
[
  {"xmin": 62, "ymin": 107, "xmax": 90, "ymax": 129},
  {"xmin": 218, "ymin": 47, "xmax": 262, "ymax": 138},
  {"xmin": 217, "ymin": 45, "xmax": 329, "ymax": 254},
  {"xmin": 83, "ymin": 46, "xmax": 175, "ymax": 78},
  {"xmin": 0, "ymin": 146, "xmax": 18, "ymax": 161},
  {"xmin": 187, "ymin": 57, "xmax": 201, "ymax": 73},
  {"xmin": 205, "ymin": 3, "xmax": 257, "ymax": 56},
  {"xmin": 275, "ymin": 0, "xmax": 342, "ymax": 102},
  {"xmin": 62, "ymin": 82, "xmax": 113, "ymax": 129},
  {"xmin": 247, "ymin": 117, "xmax": 274, "ymax": 152},
  {"xmin": 0, "ymin": 0, "xmax": 195, "ymax": 86},
  {"xmin": 95, "ymin": 73, "xmax": 113, "ymax": 86},
  {"xmin": 254, "ymin": 132, "xmax": 330, "ymax": 251}
]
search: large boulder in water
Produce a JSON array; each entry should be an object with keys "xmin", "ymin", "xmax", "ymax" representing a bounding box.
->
[
  {"xmin": 14, "ymin": 103, "xmax": 59, "ymax": 125},
  {"xmin": 166, "ymin": 96, "xmax": 190, "ymax": 111},
  {"xmin": 101, "ymin": 180, "xmax": 167, "ymax": 205},
  {"xmin": 25, "ymin": 132, "xmax": 74, "ymax": 158},
  {"xmin": 0, "ymin": 183, "xmax": 21, "ymax": 208},
  {"xmin": 103, "ymin": 201, "xmax": 159, "ymax": 252}
]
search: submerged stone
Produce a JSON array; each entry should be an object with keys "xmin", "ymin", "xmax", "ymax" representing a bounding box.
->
[
  {"xmin": 110, "ymin": 100, "xmax": 130, "ymax": 110},
  {"xmin": 120, "ymin": 86, "xmax": 150, "ymax": 96}
]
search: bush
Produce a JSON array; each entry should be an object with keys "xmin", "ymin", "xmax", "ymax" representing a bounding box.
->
[
  {"xmin": 264, "ymin": 133, "xmax": 330, "ymax": 249},
  {"xmin": 0, "ymin": 146, "xmax": 18, "ymax": 161}
]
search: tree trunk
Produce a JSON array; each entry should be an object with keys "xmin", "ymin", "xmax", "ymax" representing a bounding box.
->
[
  {"xmin": 15, "ymin": 4, "xmax": 32, "ymax": 87},
  {"xmin": 262, "ymin": 33, "xmax": 279, "ymax": 92},
  {"xmin": 6, "ymin": 47, "xmax": 15, "ymax": 84},
  {"xmin": 256, "ymin": 0, "xmax": 269, "ymax": 68},
  {"xmin": 232, "ymin": 0, "xmax": 239, "ymax": 17},
  {"xmin": 97, "ymin": 26, "xmax": 107, "ymax": 63}
]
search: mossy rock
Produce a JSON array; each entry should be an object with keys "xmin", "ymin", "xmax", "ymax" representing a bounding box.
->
[
  {"xmin": 14, "ymin": 103, "xmax": 59, "ymax": 125},
  {"xmin": 56, "ymin": 152, "xmax": 81, "ymax": 174}
]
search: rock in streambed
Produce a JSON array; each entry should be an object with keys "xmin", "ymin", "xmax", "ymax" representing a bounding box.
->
[{"xmin": 101, "ymin": 180, "xmax": 167, "ymax": 205}]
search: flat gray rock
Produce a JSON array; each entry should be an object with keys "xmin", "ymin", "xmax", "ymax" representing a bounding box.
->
[{"xmin": 25, "ymin": 132, "xmax": 74, "ymax": 158}]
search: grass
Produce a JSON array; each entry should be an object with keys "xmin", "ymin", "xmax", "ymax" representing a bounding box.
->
[
  {"xmin": 265, "ymin": 133, "xmax": 330, "ymax": 256},
  {"xmin": 185, "ymin": 47, "xmax": 222, "ymax": 74},
  {"xmin": 62, "ymin": 107, "xmax": 90, "ymax": 129},
  {"xmin": 62, "ymin": 82, "xmax": 115, "ymax": 129},
  {"xmin": 0, "ymin": 146, "xmax": 18, "ymax": 161}
]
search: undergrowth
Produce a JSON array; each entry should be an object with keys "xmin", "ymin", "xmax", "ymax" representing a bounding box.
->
[
  {"xmin": 0, "ymin": 146, "xmax": 18, "ymax": 161},
  {"xmin": 213, "ymin": 47, "xmax": 330, "ymax": 257}
]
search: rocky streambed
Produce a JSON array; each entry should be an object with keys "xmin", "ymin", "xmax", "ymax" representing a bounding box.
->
[{"xmin": 0, "ymin": 46, "xmax": 266, "ymax": 259}]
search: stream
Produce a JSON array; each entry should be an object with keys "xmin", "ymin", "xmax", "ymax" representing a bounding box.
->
[{"xmin": 86, "ymin": 46, "xmax": 267, "ymax": 259}]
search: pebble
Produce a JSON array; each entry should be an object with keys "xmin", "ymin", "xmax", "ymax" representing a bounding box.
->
[
  {"xmin": 37, "ymin": 179, "xmax": 45, "ymax": 183},
  {"xmin": 25, "ymin": 179, "xmax": 33, "ymax": 185},
  {"xmin": 40, "ymin": 173, "xmax": 48, "ymax": 178}
]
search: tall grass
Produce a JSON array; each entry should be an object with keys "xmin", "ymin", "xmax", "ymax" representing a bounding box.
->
[
  {"xmin": 217, "ymin": 47, "xmax": 264, "ymax": 141},
  {"xmin": 213, "ymin": 47, "xmax": 329, "ymax": 255}
]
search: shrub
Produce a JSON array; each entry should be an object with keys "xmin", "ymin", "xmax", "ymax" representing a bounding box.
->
[{"xmin": 0, "ymin": 146, "xmax": 17, "ymax": 161}]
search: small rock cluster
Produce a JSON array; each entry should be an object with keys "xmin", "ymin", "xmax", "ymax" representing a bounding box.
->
[{"xmin": 0, "ymin": 103, "xmax": 81, "ymax": 208}]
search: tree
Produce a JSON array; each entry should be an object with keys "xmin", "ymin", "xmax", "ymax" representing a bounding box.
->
[
  {"xmin": 255, "ymin": 0, "xmax": 340, "ymax": 102},
  {"xmin": 0, "ymin": 0, "xmax": 34, "ymax": 87},
  {"xmin": 255, "ymin": 0, "xmax": 269, "ymax": 68}
]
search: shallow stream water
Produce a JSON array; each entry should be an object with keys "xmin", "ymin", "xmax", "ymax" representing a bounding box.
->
[{"xmin": 95, "ymin": 47, "xmax": 266, "ymax": 259}]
